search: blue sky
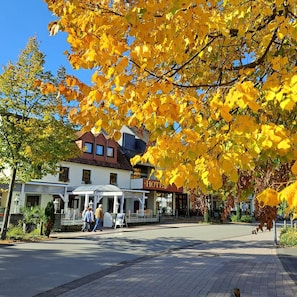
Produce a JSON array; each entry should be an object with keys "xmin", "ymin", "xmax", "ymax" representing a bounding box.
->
[{"xmin": 0, "ymin": 0, "xmax": 92, "ymax": 83}]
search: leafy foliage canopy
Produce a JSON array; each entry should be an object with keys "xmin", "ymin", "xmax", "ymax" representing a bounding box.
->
[{"xmin": 45, "ymin": 0, "xmax": 297, "ymax": 212}]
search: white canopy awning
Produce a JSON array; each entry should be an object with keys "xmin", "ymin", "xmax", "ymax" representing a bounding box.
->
[
  {"xmin": 72, "ymin": 184, "xmax": 123, "ymax": 196},
  {"xmin": 71, "ymin": 185, "xmax": 148, "ymax": 213}
]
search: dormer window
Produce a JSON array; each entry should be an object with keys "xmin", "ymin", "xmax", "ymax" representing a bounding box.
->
[
  {"xmin": 107, "ymin": 147, "xmax": 114, "ymax": 158},
  {"xmin": 84, "ymin": 142, "xmax": 93, "ymax": 154},
  {"xmin": 96, "ymin": 144, "xmax": 104, "ymax": 156}
]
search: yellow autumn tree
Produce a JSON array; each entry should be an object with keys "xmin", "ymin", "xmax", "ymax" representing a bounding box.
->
[{"xmin": 44, "ymin": 0, "xmax": 297, "ymax": 208}]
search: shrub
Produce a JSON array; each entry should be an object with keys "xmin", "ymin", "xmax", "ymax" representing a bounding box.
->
[
  {"xmin": 6, "ymin": 223, "xmax": 25, "ymax": 240},
  {"xmin": 240, "ymin": 215, "xmax": 253, "ymax": 223},
  {"xmin": 230, "ymin": 214, "xmax": 238, "ymax": 222},
  {"xmin": 279, "ymin": 227, "xmax": 297, "ymax": 247},
  {"xmin": 23, "ymin": 227, "xmax": 44, "ymax": 240},
  {"xmin": 230, "ymin": 214, "xmax": 253, "ymax": 223}
]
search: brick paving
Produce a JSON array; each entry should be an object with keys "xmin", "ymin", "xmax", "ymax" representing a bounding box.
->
[{"xmin": 36, "ymin": 227, "xmax": 297, "ymax": 297}]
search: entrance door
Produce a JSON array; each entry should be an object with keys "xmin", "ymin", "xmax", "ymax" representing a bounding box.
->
[
  {"xmin": 134, "ymin": 200, "xmax": 139, "ymax": 213},
  {"xmin": 176, "ymin": 193, "xmax": 188, "ymax": 216}
]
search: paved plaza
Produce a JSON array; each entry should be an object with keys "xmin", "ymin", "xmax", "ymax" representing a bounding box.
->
[{"xmin": 0, "ymin": 223, "xmax": 297, "ymax": 297}]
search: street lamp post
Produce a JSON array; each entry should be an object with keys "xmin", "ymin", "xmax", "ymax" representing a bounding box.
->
[{"xmin": 273, "ymin": 220, "xmax": 278, "ymax": 246}]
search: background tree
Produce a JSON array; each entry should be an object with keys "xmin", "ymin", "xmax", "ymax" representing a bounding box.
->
[
  {"xmin": 0, "ymin": 37, "xmax": 81, "ymax": 240},
  {"xmin": 44, "ymin": 1, "xmax": 297, "ymax": 211}
]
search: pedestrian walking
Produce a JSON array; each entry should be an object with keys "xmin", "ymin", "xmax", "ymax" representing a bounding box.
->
[
  {"xmin": 93, "ymin": 204, "xmax": 104, "ymax": 232},
  {"xmin": 82, "ymin": 207, "xmax": 94, "ymax": 232},
  {"xmin": 89, "ymin": 206, "xmax": 95, "ymax": 230},
  {"xmin": 81, "ymin": 206, "xmax": 88, "ymax": 232}
]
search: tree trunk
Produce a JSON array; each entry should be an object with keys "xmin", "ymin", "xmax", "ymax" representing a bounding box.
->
[
  {"xmin": 1, "ymin": 167, "xmax": 17, "ymax": 240},
  {"xmin": 204, "ymin": 207, "xmax": 209, "ymax": 223}
]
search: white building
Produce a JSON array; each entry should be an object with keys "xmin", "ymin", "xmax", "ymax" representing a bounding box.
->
[{"xmin": 0, "ymin": 131, "xmax": 152, "ymax": 227}]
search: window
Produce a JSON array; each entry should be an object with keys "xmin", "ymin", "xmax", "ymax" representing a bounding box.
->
[
  {"xmin": 26, "ymin": 195, "xmax": 40, "ymax": 207},
  {"xmin": 69, "ymin": 196, "xmax": 79, "ymax": 209},
  {"xmin": 82, "ymin": 169, "xmax": 91, "ymax": 184},
  {"xmin": 84, "ymin": 142, "xmax": 93, "ymax": 154},
  {"xmin": 110, "ymin": 173, "xmax": 118, "ymax": 185},
  {"xmin": 107, "ymin": 146, "xmax": 114, "ymax": 157},
  {"xmin": 96, "ymin": 144, "xmax": 104, "ymax": 156},
  {"xmin": 132, "ymin": 167, "xmax": 148, "ymax": 179},
  {"xmin": 59, "ymin": 166, "xmax": 69, "ymax": 182}
]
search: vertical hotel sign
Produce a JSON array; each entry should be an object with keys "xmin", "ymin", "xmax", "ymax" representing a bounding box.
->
[{"xmin": 142, "ymin": 179, "xmax": 183, "ymax": 193}]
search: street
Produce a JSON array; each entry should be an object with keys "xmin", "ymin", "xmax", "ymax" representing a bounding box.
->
[{"xmin": 0, "ymin": 223, "xmax": 295, "ymax": 297}]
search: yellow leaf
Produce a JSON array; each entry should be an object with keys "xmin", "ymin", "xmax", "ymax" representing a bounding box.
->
[
  {"xmin": 115, "ymin": 57, "xmax": 129, "ymax": 73},
  {"xmin": 201, "ymin": 171, "xmax": 209, "ymax": 187},
  {"xmin": 280, "ymin": 98, "xmax": 295, "ymax": 111},
  {"xmin": 94, "ymin": 119, "xmax": 103, "ymax": 131},
  {"xmin": 220, "ymin": 106, "xmax": 232, "ymax": 122},
  {"xmin": 69, "ymin": 108, "xmax": 78, "ymax": 119},
  {"xmin": 113, "ymin": 131, "xmax": 122, "ymax": 141},
  {"xmin": 229, "ymin": 169, "xmax": 238, "ymax": 183},
  {"xmin": 131, "ymin": 155, "xmax": 142, "ymax": 166},
  {"xmin": 169, "ymin": 173, "xmax": 184, "ymax": 189},
  {"xmin": 66, "ymin": 76, "xmax": 78, "ymax": 87},
  {"xmin": 291, "ymin": 161, "xmax": 297, "ymax": 175},
  {"xmin": 262, "ymin": 139, "xmax": 273, "ymax": 149},
  {"xmin": 257, "ymin": 188, "xmax": 279, "ymax": 206},
  {"xmin": 271, "ymin": 57, "xmax": 282, "ymax": 71},
  {"xmin": 278, "ymin": 182, "xmax": 297, "ymax": 208},
  {"xmin": 25, "ymin": 145, "xmax": 32, "ymax": 155},
  {"xmin": 107, "ymin": 67, "xmax": 115, "ymax": 79},
  {"xmin": 208, "ymin": 163, "xmax": 222, "ymax": 190},
  {"xmin": 277, "ymin": 139, "xmax": 291, "ymax": 152},
  {"xmin": 220, "ymin": 155, "xmax": 233, "ymax": 172},
  {"xmin": 265, "ymin": 91, "xmax": 275, "ymax": 101},
  {"xmin": 290, "ymin": 75, "xmax": 297, "ymax": 86}
]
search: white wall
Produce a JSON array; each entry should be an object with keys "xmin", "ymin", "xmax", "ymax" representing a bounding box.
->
[{"xmin": 36, "ymin": 161, "xmax": 132, "ymax": 189}]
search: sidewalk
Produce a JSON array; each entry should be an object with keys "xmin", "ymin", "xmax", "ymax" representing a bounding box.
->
[
  {"xmin": 45, "ymin": 224, "xmax": 297, "ymax": 297},
  {"xmin": 49, "ymin": 223, "xmax": 184, "ymax": 239}
]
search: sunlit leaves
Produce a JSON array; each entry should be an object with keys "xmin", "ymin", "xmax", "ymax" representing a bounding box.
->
[{"xmin": 44, "ymin": 0, "xmax": 297, "ymax": 206}]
